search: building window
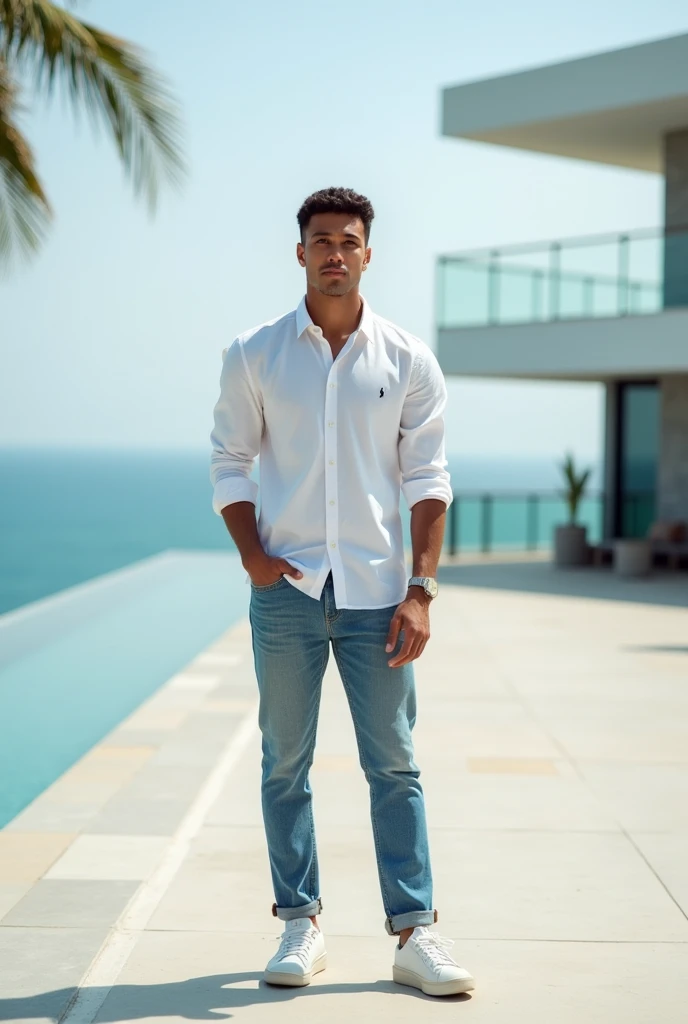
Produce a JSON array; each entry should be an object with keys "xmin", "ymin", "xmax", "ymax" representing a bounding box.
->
[{"xmin": 616, "ymin": 382, "xmax": 660, "ymax": 538}]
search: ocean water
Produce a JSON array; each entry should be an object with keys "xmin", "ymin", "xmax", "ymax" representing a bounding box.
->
[{"xmin": 0, "ymin": 448, "xmax": 601, "ymax": 617}]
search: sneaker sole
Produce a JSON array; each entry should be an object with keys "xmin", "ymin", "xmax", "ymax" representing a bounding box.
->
[
  {"xmin": 264, "ymin": 951, "xmax": 327, "ymax": 987},
  {"xmin": 393, "ymin": 964, "xmax": 475, "ymax": 997}
]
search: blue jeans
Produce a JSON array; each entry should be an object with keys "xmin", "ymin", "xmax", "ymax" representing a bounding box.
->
[{"xmin": 248, "ymin": 569, "xmax": 437, "ymax": 937}]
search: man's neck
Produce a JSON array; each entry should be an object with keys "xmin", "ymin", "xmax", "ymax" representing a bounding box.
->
[{"xmin": 305, "ymin": 286, "xmax": 363, "ymax": 349}]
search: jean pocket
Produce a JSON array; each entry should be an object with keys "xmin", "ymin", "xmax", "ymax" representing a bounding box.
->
[{"xmin": 250, "ymin": 575, "xmax": 289, "ymax": 592}]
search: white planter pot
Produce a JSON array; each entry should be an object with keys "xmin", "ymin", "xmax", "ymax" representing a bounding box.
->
[
  {"xmin": 554, "ymin": 524, "xmax": 588, "ymax": 567},
  {"xmin": 614, "ymin": 539, "xmax": 652, "ymax": 577}
]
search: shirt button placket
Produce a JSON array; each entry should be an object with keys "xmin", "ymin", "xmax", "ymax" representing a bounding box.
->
[{"xmin": 325, "ymin": 374, "xmax": 338, "ymax": 564}]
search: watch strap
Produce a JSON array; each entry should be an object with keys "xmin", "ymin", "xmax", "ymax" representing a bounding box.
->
[{"xmin": 408, "ymin": 576, "xmax": 438, "ymax": 598}]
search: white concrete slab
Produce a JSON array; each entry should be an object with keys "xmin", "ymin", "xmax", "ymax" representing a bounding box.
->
[
  {"xmin": 4, "ymin": 560, "xmax": 688, "ymax": 1020},
  {"xmin": 44, "ymin": 835, "xmax": 169, "ymax": 881},
  {"xmin": 93, "ymin": 930, "xmax": 688, "ymax": 1024}
]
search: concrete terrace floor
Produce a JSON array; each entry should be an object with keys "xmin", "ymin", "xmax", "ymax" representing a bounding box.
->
[{"xmin": 1, "ymin": 557, "xmax": 687, "ymax": 1022}]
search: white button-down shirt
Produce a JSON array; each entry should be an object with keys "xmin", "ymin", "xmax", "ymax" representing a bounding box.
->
[{"xmin": 209, "ymin": 295, "xmax": 453, "ymax": 609}]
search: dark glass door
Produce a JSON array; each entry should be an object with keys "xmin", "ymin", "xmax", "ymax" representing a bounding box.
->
[{"xmin": 616, "ymin": 382, "xmax": 660, "ymax": 538}]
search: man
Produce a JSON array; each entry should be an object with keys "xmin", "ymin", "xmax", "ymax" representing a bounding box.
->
[{"xmin": 209, "ymin": 187, "xmax": 475, "ymax": 998}]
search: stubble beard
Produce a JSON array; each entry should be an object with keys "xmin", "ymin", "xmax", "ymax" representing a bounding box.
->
[{"xmin": 313, "ymin": 275, "xmax": 356, "ymax": 298}]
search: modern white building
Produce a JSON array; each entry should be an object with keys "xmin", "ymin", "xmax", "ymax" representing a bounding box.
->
[{"xmin": 438, "ymin": 33, "xmax": 688, "ymax": 542}]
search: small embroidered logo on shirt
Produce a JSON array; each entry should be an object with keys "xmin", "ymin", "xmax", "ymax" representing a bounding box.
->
[{"xmin": 379, "ymin": 387, "xmax": 385, "ymax": 398}]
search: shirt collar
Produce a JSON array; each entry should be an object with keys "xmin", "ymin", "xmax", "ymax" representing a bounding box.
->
[{"xmin": 295, "ymin": 293, "xmax": 375, "ymax": 342}]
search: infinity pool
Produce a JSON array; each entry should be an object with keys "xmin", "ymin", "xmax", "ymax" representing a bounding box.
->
[{"xmin": 0, "ymin": 550, "xmax": 249, "ymax": 827}]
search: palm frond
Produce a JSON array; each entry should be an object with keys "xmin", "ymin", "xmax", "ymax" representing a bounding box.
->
[
  {"xmin": 0, "ymin": 53, "xmax": 51, "ymax": 272},
  {"xmin": 1, "ymin": 0, "xmax": 186, "ymax": 214}
]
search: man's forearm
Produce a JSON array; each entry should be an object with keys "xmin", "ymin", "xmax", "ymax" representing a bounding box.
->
[
  {"xmin": 220, "ymin": 501, "xmax": 266, "ymax": 570},
  {"xmin": 387, "ymin": 497, "xmax": 447, "ymax": 665},
  {"xmin": 410, "ymin": 498, "xmax": 447, "ymax": 578}
]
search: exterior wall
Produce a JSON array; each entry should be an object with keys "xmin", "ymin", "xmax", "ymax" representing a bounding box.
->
[
  {"xmin": 663, "ymin": 128, "xmax": 688, "ymax": 307},
  {"xmin": 658, "ymin": 375, "xmax": 688, "ymax": 520}
]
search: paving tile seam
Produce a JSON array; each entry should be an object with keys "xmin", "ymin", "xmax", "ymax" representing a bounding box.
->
[
  {"xmin": 456, "ymin": 609, "xmax": 687, "ymax": 851},
  {"xmin": 615, "ymin": 830, "xmax": 688, "ymax": 835},
  {"xmin": 56, "ymin": 702, "xmax": 259, "ymax": 1024},
  {"xmin": 452, "ymin": 606, "xmax": 584, "ymax": 776},
  {"xmin": 0, "ymin": 924, "xmax": 113, "ymax": 932},
  {"xmin": 617, "ymin": 830, "xmax": 688, "ymax": 927},
  {"xmin": 560, "ymin": 755, "xmax": 688, "ymax": 925},
  {"xmin": 568, "ymin": 759, "xmax": 688, "ymax": 767},
  {"xmin": 402, "ymin": 826, "xmax": 626, "ymax": 834},
  {"xmin": 128, "ymin": 928, "xmax": 688, "ymax": 945},
  {"xmin": 198, "ymin": 824, "xmax": 627, "ymax": 834},
  {"xmin": 430, "ymin": 589, "xmax": 688, "ymax": 940}
]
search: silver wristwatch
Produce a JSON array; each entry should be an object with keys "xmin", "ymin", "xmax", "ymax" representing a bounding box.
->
[{"xmin": 407, "ymin": 576, "xmax": 438, "ymax": 599}]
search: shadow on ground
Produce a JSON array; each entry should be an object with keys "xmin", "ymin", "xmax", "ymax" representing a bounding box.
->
[
  {"xmin": 438, "ymin": 560, "xmax": 688, "ymax": 608},
  {"xmin": 0, "ymin": 973, "xmax": 471, "ymax": 1021},
  {"xmin": 623, "ymin": 644, "xmax": 688, "ymax": 654}
]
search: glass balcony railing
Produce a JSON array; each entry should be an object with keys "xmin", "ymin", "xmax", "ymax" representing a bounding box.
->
[
  {"xmin": 438, "ymin": 490, "xmax": 657, "ymax": 556},
  {"xmin": 437, "ymin": 224, "xmax": 688, "ymax": 328}
]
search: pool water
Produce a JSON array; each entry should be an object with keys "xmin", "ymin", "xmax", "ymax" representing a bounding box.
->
[{"xmin": 0, "ymin": 550, "xmax": 249, "ymax": 828}]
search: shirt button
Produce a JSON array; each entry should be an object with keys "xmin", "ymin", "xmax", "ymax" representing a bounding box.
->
[
  {"xmin": 328, "ymin": 421, "xmax": 334, "ymax": 427},
  {"xmin": 329, "ymin": 500, "xmax": 335, "ymax": 505},
  {"xmin": 331, "ymin": 542, "xmax": 337, "ymax": 548},
  {"xmin": 329, "ymin": 383, "xmax": 335, "ymax": 388},
  {"xmin": 329, "ymin": 460, "xmax": 335, "ymax": 465}
]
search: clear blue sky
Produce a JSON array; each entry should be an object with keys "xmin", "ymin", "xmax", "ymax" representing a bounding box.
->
[{"xmin": 2, "ymin": 0, "xmax": 685, "ymax": 462}]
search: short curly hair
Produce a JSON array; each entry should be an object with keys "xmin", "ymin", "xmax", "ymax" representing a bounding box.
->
[{"xmin": 297, "ymin": 187, "xmax": 375, "ymax": 244}]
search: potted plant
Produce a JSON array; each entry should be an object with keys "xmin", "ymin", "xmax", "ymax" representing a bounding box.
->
[{"xmin": 554, "ymin": 453, "xmax": 591, "ymax": 567}]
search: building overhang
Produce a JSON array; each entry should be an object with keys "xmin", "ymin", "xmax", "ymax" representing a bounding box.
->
[
  {"xmin": 442, "ymin": 33, "xmax": 688, "ymax": 171},
  {"xmin": 437, "ymin": 309, "xmax": 688, "ymax": 382}
]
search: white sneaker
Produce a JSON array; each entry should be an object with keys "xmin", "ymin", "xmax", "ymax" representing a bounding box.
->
[
  {"xmin": 393, "ymin": 925, "xmax": 475, "ymax": 997},
  {"xmin": 264, "ymin": 917, "xmax": 327, "ymax": 986}
]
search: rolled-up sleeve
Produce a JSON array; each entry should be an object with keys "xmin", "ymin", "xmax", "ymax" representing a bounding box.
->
[
  {"xmin": 209, "ymin": 338, "xmax": 263, "ymax": 515},
  {"xmin": 398, "ymin": 346, "xmax": 453, "ymax": 511}
]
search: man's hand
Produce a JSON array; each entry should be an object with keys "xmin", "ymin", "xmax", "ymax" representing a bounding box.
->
[
  {"xmin": 385, "ymin": 589, "xmax": 432, "ymax": 667},
  {"xmin": 244, "ymin": 552, "xmax": 303, "ymax": 587}
]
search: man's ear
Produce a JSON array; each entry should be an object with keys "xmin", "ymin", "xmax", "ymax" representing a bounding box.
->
[{"xmin": 296, "ymin": 242, "xmax": 306, "ymax": 267}]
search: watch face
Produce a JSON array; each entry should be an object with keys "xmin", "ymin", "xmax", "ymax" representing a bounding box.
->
[{"xmin": 426, "ymin": 578, "xmax": 438, "ymax": 598}]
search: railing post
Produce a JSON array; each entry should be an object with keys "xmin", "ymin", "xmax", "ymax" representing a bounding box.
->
[
  {"xmin": 481, "ymin": 495, "xmax": 493, "ymax": 553},
  {"xmin": 618, "ymin": 234, "xmax": 630, "ymax": 316},
  {"xmin": 549, "ymin": 241, "xmax": 561, "ymax": 320},
  {"xmin": 448, "ymin": 495, "xmax": 459, "ymax": 556},
  {"xmin": 527, "ymin": 494, "xmax": 539, "ymax": 550}
]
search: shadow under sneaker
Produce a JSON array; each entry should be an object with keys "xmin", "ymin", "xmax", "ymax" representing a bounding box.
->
[
  {"xmin": 393, "ymin": 925, "xmax": 475, "ymax": 997},
  {"xmin": 264, "ymin": 917, "xmax": 327, "ymax": 987}
]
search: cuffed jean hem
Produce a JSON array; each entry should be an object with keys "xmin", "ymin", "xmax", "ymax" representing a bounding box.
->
[
  {"xmin": 385, "ymin": 909, "xmax": 438, "ymax": 936},
  {"xmin": 272, "ymin": 897, "xmax": 322, "ymax": 922}
]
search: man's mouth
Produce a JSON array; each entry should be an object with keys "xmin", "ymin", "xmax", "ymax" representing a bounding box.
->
[{"xmin": 322, "ymin": 268, "xmax": 346, "ymax": 275}]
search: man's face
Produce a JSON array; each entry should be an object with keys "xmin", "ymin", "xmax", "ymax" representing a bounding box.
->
[{"xmin": 297, "ymin": 212, "xmax": 371, "ymax": 296}]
